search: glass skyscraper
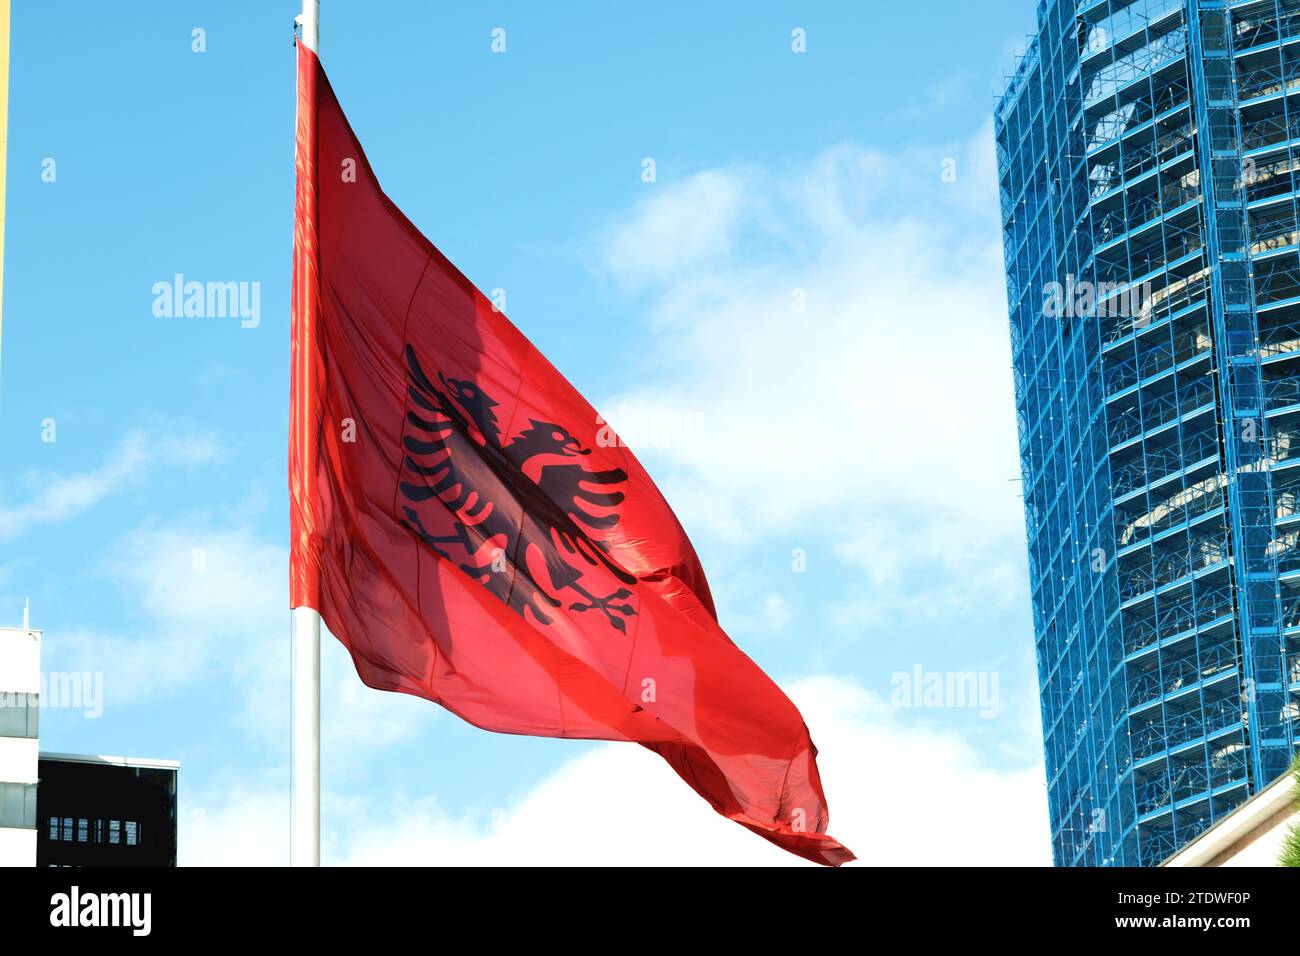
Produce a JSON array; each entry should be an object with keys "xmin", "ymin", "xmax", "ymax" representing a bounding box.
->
[{"xmin": 997, "ymin": 0, "xmax": 1300, "ymax": 866}]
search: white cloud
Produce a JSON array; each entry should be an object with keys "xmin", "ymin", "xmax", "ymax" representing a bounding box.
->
[
  {"xmin": 0, "ymin": 429, "xmax": 220, "ymax": 542},
  {"xmin": 50, "ymin": 513, "xmax": 435, "ymax": 770},
  {"xmin": 55, "ymin": 521, "xmax": 286, "ymax": 703},
  {"xmin": 760, "ymin": 592, "xmax": 792, "ymax": 630},
  {"xmin": 181, "ymin": 774, "xmax": 288, "ymax": 867},
  {"xmin": 700, "ymin": 565, "xmax": 797, "ymax": 637},
  {"xmin": 602, "ymin": 168, "xmax": 754, "ymax": 290},
  {"xmin": 595, "ymin": 130, "xmax": 1025, "ymax": 617},
  {"xmin": 181, "ymin": 674, "xmax": 1050, "ymax": 866},
  {"xmin": 320, "ymin": 636, "xmax": 438, "ymax": 769}
]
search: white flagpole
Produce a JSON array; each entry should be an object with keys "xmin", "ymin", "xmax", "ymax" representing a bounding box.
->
[{"xmin": 291, "ymin": 0, "xmax": 321, "ymax": 869}]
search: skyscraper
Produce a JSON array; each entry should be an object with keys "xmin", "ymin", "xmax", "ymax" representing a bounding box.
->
[{"xmin": 996, "ymin": 0, "xmax": 1300, "ymax": 866}]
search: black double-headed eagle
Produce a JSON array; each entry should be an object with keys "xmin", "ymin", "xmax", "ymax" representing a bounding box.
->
[{"xmin": 398, "ymin": 345, "xmax": 637, "ymax": 632}]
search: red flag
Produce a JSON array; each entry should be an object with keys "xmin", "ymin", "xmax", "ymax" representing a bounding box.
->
[{"xmin": 290, "ymin": 45, "xmax": 853, "ymax": 866}]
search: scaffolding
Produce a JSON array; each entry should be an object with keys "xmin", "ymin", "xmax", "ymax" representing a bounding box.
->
[{"xmin": 997, "ymin": 0, "xmax": 1300, "ymax": 866}]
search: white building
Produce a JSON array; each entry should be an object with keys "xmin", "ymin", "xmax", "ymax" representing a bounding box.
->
[{"xmin": 0, "ymin": 616, "xmax": 40, "ymax": 865}]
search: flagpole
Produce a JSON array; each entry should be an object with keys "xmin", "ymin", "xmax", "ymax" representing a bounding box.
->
[{"xmin": 291, "ymin": 0, "xmax": 321, "ymax": 869}]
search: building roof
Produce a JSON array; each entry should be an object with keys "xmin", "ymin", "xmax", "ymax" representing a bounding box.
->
[{"xmin": 39, "ymin": 751, "xmax": 180, "ymax": 771}]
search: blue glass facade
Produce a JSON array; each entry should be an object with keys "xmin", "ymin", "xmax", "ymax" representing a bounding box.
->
[{"xmin": 997, "ymin": 0, "xmax": 1300, "ymax": 866}]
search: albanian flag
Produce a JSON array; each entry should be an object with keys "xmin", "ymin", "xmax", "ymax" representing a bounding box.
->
[{"xmin": 289, "ymin": 44, "xmax": 853, "ymax": 866}]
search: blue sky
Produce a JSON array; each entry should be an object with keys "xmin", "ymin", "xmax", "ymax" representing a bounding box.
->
[{"xmin": 1, "ymin": 0, "xmax": 1051, "ymax": 864}]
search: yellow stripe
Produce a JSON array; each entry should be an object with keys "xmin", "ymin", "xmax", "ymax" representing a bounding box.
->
[{"xmin": 0, "ymin": 0, "xmax": 10, "ymax": 365}]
